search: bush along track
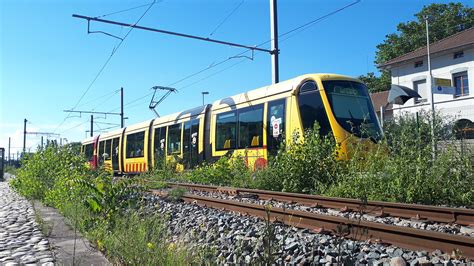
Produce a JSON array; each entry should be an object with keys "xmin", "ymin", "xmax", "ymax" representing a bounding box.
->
[
  {"xmin": 152, "ymin": 112, "xmax": 473, "ymax": 207},
  {"xmin": 9, "ymin": 144, "xmax": 194, "ymax": 265}
]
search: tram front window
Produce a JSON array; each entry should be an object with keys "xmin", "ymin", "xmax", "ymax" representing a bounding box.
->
[{"xmin": 323, "ymin": 80, "xmax": 382, "ymax": 141}]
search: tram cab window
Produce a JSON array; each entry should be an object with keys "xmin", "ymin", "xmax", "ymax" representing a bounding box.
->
[
  {"xmin": 126, "ymin": 131, "xmax": 145, "ymax": 158},
  {"xmin": 167, "ymin": 124, "xmax": 182, "ymax": 155},
  {"xmin": 216, "ymin": 111, "xmax": 237, "ymax": 150},
  {"xmin": 298, "ymin": 81, "xmax": 331, "ymax": 136},
  {"xmin": 267, "ymin": 99, "xmax": 285, "ymax": 154},
  {"xmin": 238, "ymin": 105, "xmax": 264, "ymax": 148}
]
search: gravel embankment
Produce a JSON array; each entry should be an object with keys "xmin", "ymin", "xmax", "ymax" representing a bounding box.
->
[
  {"xmin": 188, "ymin": 190, "xmax": 473, "ymax": 237},
  {"xmin": 143, "ymin": 194, "xmax": 472, "ymax": 265},
  {"xmin": 0, "ymin": 182, "xmax": 55, "ymax": 265}
]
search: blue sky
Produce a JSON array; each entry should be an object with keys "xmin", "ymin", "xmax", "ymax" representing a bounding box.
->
[{"xmin": 1, "ymin": 0, "xmax": 471, "ymax": 156}]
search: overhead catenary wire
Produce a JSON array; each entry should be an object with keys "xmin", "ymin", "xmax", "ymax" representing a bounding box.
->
[
  {"xmin": 53, "ymin": 0, "xmax": 158, "ymax": 134},
  {"xmin": 209, "ymin": 0, "xmax": 245, "ymax": 36},
  {"xmin": 94, "ymin": 2, "xmax": 152, "ymax": 18},
  {"xmin": 111, "ymin": 0, "xmax": 361, "ymax": 114}
]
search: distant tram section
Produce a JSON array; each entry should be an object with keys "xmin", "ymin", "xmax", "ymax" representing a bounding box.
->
[{"xmin": 81, "ymin": 73, "xmax": 382, "ymax": 174}]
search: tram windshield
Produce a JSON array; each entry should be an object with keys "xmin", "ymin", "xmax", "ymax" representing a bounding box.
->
[{"xmin": 323, "ymin": 80, "xmax": 382, "ymax": 141}]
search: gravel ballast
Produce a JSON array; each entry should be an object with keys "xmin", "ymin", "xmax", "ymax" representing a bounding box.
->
[
  {"xmin": 188, "ymin": 190, "xmax": 473, "ymax": 237},
  {"xmin": 143, "ymin": 193, "xmax": 472, "ymax": 265}
]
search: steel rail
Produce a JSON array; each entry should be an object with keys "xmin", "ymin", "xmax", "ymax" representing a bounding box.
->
[
  {"xmin": 152, "ymin": 190, "xmax": 474, "ymax": 258},
  {"xmin": 167, "ymin": 182, "xmax": 474, "ymax": 226}
]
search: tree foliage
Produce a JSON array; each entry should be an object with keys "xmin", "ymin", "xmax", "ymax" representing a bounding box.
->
[
  {"xmin": 358, "ymin": 71, "xmax": 391, "ymax": 93},
  {"xmin": 375, "ymin": 2, "xmax": 473, "ymax": 65},
  {"xmin": 361, "ymin": 3, "xmax": 473, "ymax": 93}
]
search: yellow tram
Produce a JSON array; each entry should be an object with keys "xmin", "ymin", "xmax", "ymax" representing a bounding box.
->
[{"xmin": 81, "ymin": 73, "xmax": 382, "ymax": 174}]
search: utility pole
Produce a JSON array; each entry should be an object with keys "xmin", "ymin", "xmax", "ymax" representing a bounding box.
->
[
  {"xmin": 90, "ymin": 115, "xmax": 94, "ymax": 137},
  {"xmin": 23, "ymin": 118, "xmax": 27, "ymax": 155},
  {"xmin": 425, "ymin": 16, "xmax": 436, "ymax": 158},
  {"xmin": 41, "ymin": 136, "xmax": 44, "ymax": 149},
  {"xmin": 120, "ymin": 87, "xmax": 124, "ymax": 128},
  {"xmin": 201, "ymin": 91, "xmax": 209, "ymax": 106},
  {"xmin": 8, "ymin": 137, "xmax": 10, "ymax": 165},
  {"xmin": 270, "ymin": 0, "xmax": 279, "ymax": 84}
]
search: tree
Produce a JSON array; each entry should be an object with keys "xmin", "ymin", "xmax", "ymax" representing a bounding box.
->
[
  {"xmin": 375, "ymin": 3, "xmax": 474, "ymax": 65},
  {"xmin": 358, "ymin": 72, "xmax": 391, "ymax": 93},
  {"xmin": 362, "ymin": 3, "xmax": 473, "ymax": 93}
]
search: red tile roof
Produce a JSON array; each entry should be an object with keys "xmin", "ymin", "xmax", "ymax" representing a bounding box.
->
[
  {"xmin": 370, "ymin": 90, "xmax": 392, "ymax": 111},
  {"xmin": 379, "ymin": 27, "xmax": 474, "ymax": 69}
]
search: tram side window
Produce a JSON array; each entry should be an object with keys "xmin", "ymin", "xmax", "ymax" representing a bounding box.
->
[
  {"xmin": 154, "ymin": 127, "xmax": 167, "ymax": 160},
  {"xmin": 84, "ymin": 144, "xmax": 93, "ymax": 161},
  {"xmin": 167, "ymin": 124, "xmax": 182, "ymax": 155},
  {"xmin": 104, "ymin": 140, "xmax": 112, "ymax": 160},
  {"xmin": 98, "ymin": 141, "xmax": 105, "ymax": 164},
  {"xmin": 216, "ymin": 111, "xmax": 237, "ymax": 150},
  {"xmin": 298, "ymin": 81, "xmax": 331, "ymax": 135},
  {"xmin": 238, "ymin": 105, "xmax": 264, "ymax": 148},
  {"xmin": 267, "ymin": 99, "xmax": 286, "ymax": 153},
  {"xmin": 126, "ymin": 131, "xmax": 145, "ymax": 158}
]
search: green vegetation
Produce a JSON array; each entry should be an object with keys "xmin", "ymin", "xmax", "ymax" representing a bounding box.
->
[
  {"xmin": 4, "ymin": 165, "xmax": 18, "ymax": 176},
  {"xmin": 10, "ymin": 145, "xmax": 194, "ymax": 265},
  {"xmin": 147, "ymin": 113, "xmax": 473, "ymax": 206},
  {"xmin": 9, "ymin": 112, "xmax": 473, "ymax": 264}
]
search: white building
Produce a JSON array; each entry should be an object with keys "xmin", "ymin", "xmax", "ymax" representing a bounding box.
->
[{"xmin": 379, "ymin": 27, "xmax": 473, "ymax": 138}]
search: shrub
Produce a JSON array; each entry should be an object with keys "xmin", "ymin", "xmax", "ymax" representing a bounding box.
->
[
  {"xmin": 181, "ymin": 155, "xmax": 254, "ymax": 188},
  {"xmin": 254, "ymin": 124, "xmax": 340, "ymax": 194},
  {"xmin": 327, "ymin": 112, "xmax": 474, "ymax": 206}
]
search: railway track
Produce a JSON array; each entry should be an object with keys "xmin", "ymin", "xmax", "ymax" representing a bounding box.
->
[{"xmin": 154, "ymin": 182, "xmax": 474, "ymax": 258}]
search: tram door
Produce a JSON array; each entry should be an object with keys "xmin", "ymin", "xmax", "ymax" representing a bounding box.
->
[
  {"xmin": 111, "ymin": 137, "xmax": 120, "ymax": 172},
  {"xmin": 183, "ymin": 120, "xmax": 199, "ymax": 169}
]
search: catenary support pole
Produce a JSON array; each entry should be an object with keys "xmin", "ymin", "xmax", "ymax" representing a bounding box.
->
[
  {"xmin": 270, "ymin": 0, "xmax": 279, "ymax": 84},
  {"xmin": 425, "ymin": 17, "xmax": 436, "ymax": 158},
  {"xmin": 8, "ymin": 137, "xmax": 10, "ymax": 165},
  {"xmin": 23, "ymin": 119, "xmax": 27, "ymax": 155},
  {"xmin": 90, "ymin": 115, "xmax": 94, "ymax": 137},
  {"xmin": 120, "ymin": 87, "xmax": 124, "ymax": 128}
]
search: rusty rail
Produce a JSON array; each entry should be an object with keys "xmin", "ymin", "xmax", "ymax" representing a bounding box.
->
[
  {"xmin": 167, "ymin": 182, "xmax": 474, "ymax": 226},
  {"xmin": 152, "ymin": 189, "xmax": 474, "ymax": 258}
]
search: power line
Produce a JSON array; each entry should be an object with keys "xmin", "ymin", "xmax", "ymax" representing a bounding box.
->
[
  {"xmin": 95, "ymin": 2, "xmax": 152, "ymax": 18},
  {"xmin": 109, "ymin": 1, "xmax": 361, "ymax": 118},
  {"xmin": 76, "ymin": 89, "xmax": 119, "ymax": 109},
  {"xmin": 54, "ymin": 0, "xmax": 157, "ymax": 134},
  {"xmin": 209, "ymin": 0, "xmax": 245, "ymax": 36}
]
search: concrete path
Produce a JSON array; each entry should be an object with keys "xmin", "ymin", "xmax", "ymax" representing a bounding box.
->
[
  {"xmin": 2, "ymin": 174, "xmax": 110, "ymax": 266},
  {"xmin": 33, "ymin": 202, "xmax": 110, "ymax": 266}
]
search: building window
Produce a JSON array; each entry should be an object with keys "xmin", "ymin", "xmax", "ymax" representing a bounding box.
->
[
  {"xmin": 453, "ymin": 71, "xmax": 469, "ymax": 97},
  {"xmin": 413, "ymin": 79, "xmax": 427, "ymax": 103},
  {"xmin": 453, "ymin": 51, "xmax": 464, "ymax": 59},
  {"xmin": 414, "ymin": 61, "xmax": 423, "ymax": 68}
]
